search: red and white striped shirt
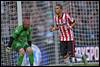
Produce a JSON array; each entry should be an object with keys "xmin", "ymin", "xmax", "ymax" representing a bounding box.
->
[{"xmin": 54, "ymin": 12, "xmax": 74, "ymax": 41}]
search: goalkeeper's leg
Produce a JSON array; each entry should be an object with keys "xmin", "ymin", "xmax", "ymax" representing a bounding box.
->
[
  {"xmin": 17, "ymin": 48, "xmax": 25, "ymax": 66},
  {"xmin": 26, "ymin": 47, "xmax": 34, "ymax": 66}
]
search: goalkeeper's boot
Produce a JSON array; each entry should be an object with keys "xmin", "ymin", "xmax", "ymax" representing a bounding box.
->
[{"xmin": 30, "ymin": 64, "xmax": 33, "ymax": 66}]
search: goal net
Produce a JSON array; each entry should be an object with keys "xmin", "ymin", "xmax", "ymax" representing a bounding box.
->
[{"xmin": 1, "ymin": 1, "xmax": 99, "ymax": 66}]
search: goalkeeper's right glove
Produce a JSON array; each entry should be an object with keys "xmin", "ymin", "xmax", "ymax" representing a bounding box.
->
[{"xmin": 6, "ymin": 47, "xmax": 12, "ymax": 53}]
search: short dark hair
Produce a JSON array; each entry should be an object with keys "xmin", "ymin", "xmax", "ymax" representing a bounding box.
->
[{"xmin": 56, "ymin": 4, "xmax": 63, "ymax": 9}]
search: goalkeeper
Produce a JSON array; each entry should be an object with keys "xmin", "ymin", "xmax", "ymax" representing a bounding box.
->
[{"xmin": 6, "ymin": 17, "xmax": 34, "ymax": 66}]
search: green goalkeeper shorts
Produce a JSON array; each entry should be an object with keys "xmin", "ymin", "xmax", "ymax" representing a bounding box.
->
[{"xmin": 11, "ymin": 42, "xmax": 30, "ymax": 51}]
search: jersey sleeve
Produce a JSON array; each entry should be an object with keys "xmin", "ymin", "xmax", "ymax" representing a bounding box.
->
[
  {"xmin": 11, "ymin": 25, "xmax": 22, "ymax": 39},
  {"xmin": 27, "ymin": 27, "xmax": 32, "ymax": 41},
  {"xmin": 65, "ymin": 13, "xmax": 74, "ymax": 23},
  {"xmin": 54, "ymin": 16, "xmax": 58, "ymax": 27}
]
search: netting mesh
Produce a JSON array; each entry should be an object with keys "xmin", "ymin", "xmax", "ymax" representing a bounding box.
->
[{"xmin": 1, "ymin": 1, "xmax": 99, "ymax": 66}]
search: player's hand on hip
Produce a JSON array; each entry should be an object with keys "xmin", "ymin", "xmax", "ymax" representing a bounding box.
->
[
  {"xmin": 69, "ymin": 26, "xmax": 72, "ymax": 29},
  {"xmin": 6, "ymin": 47, "xmax": 11, "ymax": 53},
  {"xmin": 67, "ymin": 26, "xmax": 72, "ymax": 29}
]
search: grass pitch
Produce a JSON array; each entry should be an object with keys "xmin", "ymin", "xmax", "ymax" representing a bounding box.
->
[{"xmin": 47, "ymin": 63, "xmax": 99, "ymax": 66}]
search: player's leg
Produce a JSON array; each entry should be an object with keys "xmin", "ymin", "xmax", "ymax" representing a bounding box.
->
[
  {"xmin": 68, "ymin": 41, "xmax": 75, "ymax": 63},
  {"xmin": 62, "ymin": 41, "xmax": 70, "ymax": 64},
  {"xmin": 72, "ymin": 42, "xmax": 83, "ymax": 58},
  {"xmin": 11, "ymin": 42, "xmax": 25, "ymax": 66},
  {"xmin": 71, "ymin": 41, "xmax": 87, "ymax": 64},
  {"xmin": 65, "ymin": 41, "xmax": 73, "ymax": 65},
  {"xmin": 26, "ymin": 47, "xmax": 34, "ymax": 66},
  {"xmin": 69, "ymin": 41, "xmax": 87, "ymax": 64},
  {"xmin": 60, "ymin": 41, "xmax": 66, "ymax": 63},
  {"xmin": 17, "ymin": 48, "xmax": 25, "ymax": 66},
  {"xmin": 75, "ymin": 52, "xmax": 87, "ymax": 64}
]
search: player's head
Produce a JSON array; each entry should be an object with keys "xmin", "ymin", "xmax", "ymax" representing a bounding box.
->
[
  {"xmin": 55, "ymin": 4, "xmax": 63, "ymax": 15},
  {"xmin": 23, "ymin": 17, "xmax": 30, "ymax": 30}
]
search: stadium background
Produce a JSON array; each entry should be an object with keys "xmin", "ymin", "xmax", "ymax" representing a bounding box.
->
[{"xmin": 1, "ymin": 1, "xmax": 99, "ymax": 66}]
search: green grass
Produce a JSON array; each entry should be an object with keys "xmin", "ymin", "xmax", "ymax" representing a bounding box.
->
[
  {"xmin": 72, "ymin": 64, "xmax": 99, "ymax": 66},
  {"xmin": 48, "ymin": 63, "xmax": 99, "ymax": 66}
]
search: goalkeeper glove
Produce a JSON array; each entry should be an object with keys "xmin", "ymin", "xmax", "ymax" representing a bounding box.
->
[{"xmin": 6, "ymin": 47, "xmax": 12, "ymax": 53}]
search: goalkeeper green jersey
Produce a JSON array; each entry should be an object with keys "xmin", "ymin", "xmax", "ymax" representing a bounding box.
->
[{"xmin": 11, "ymin": 25, "xmax": 32, "ymax": 50}]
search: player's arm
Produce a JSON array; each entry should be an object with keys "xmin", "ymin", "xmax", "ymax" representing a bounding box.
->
[
  {"xmin": 27, "ymin": 27, "xmax": 32, "ymax": 46},
  {"xmin": 66, "ymin": 13, "xmax": 76, "ymax": 28},
  {"xmin": 6, "ymin": 36, "xmax": 14, "ymax": 53},
  {"xmin": 50, "ymin": 24, "xmax": 59, "ymax": 32},
  {"xmin": 7, "ymin": 26, "xmax": 22, "ymax": 48},
  {"xmin": 6, "ymin": 26, "xmax": 21, "ymax": 52},
  {"xmin": 7, "ymin": 37, "xmax": 14, "ymax": 47},
  {"xmin": 50, "ymin": 15, "xmax": 60, "ymax": 32},
  {"xmin": 70, "ymin": 20, "xmax": 76, "ymax": 28}
]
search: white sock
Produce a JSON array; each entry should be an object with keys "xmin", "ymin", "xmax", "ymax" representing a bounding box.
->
[
  {"xmin": 75, "ymin": 54, "xmax": 82, "ymax": 58},
  {"xmin": 71, "ymin": 57, "xmax": 75, "ymax": 62},
  {"xmin": 65, "ymin": 57, "xmax": 70, "ymax": 63}
]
